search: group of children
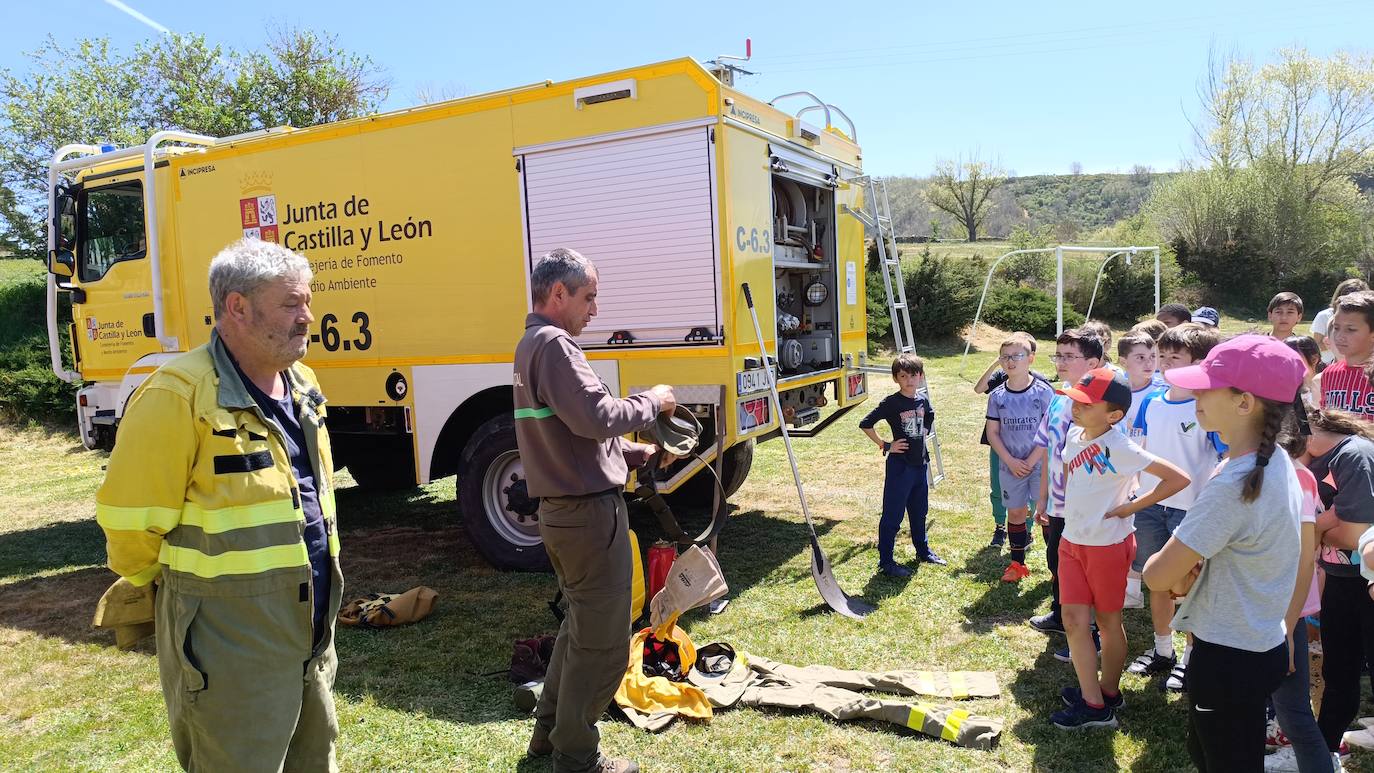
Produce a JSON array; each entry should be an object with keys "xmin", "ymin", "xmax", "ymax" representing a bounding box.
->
[{"xmin": 859, "ymin": 280, "xmax": 1374, "ymax": 772}]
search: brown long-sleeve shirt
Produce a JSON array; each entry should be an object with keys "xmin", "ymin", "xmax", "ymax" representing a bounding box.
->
[{"xmin": 513, "ymin": 313, "xmax": 660, "ymax": 497}]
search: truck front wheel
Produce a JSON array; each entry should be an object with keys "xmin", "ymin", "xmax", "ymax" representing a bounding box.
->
[{"xmin": 456, "ymin": 415, "xmax": 551, "ymax": 572}]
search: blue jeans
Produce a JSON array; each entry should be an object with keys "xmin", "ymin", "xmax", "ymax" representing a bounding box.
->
[
  {"xmin": 879, "ymin": 456, "xmax": 929, "ymax": 565},
  {"xmin": 1271, "ymin": 631, "xmax": 1333, "ymax": 772},
  {"xmin": 1131, "ymin": 503, "xmax": 1187, "ymax": 572}
]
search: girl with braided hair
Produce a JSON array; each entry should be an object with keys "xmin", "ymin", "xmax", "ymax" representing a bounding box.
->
[
  {"xmin": 1143, "ymin": 335, "xmax": 1310, "ymax": 772},
  {"xmin": 1303, "ymin": 409, "xmax": 1374, "ymax": 762}
]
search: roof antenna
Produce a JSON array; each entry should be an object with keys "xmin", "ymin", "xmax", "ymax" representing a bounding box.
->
[{"xmin": 706, "ymin": 39, "xmax": 754, "ymax": 87}]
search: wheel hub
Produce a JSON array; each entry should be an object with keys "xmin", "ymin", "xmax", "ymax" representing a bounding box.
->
[{"xmin": 482, "ymin": 450, "xmax": 542, "ymax": 547}]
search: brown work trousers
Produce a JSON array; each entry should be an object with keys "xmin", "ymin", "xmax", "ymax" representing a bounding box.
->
[{"xmin": 533, "ymin": 492, "xmax": 633, "ymax": 773}]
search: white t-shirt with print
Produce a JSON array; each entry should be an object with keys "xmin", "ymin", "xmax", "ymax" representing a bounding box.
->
[
  {"xmin": 1060, "ymin": 425, "xmax": 1155, "ymax": 546},
  {"xmin": 1132, "ymin": 392, "xmax": 1226, "ymax": 510},
  {"xmin": 1124, "ymin": 384, "xmax": 1164, "ymax": 441}
]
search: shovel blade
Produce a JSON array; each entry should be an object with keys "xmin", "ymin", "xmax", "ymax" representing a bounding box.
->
[{"xmin": 808, "ymin": 535, "xmax": 875, "ymax": 620}]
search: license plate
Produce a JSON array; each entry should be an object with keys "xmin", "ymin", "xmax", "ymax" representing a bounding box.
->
[
  {"xmin": 738, "ymin": 396, "xmax": 770, "ymax": 432},
  {"xmin": 847, "ymin": 373, "xmax": 866, "ymax": 398},
  {"xmin": 737, "ymin": 368, "xmax": 769, "ymax": 396}
]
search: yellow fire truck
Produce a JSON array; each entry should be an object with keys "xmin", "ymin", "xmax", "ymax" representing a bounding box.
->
[{"xmin": 45, "ymin": 57, "xmax": 882, "ymax": 570}]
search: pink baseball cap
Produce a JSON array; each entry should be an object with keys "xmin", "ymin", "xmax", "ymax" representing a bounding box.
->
[{"xmin": 1164, "ymin": 334, "xmax": 1306, "ymax": 402}]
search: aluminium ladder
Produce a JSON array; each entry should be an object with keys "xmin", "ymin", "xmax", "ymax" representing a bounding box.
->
[{"xmin": 844, "ymin": 176, "xmax": 946, "ymax": 485}]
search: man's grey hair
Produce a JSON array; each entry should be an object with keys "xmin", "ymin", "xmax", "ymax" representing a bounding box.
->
[
  {"xmin": 530, "ymin": 247, "xmax": 596, "ymax": 306},
  {"xmin": 208, "ymin": 238, "xmax": 312, "ymax": 316}
]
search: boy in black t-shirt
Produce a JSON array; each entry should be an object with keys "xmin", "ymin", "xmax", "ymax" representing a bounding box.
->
[{"xmin": 860, "ymin": 354, "xmax": 941, "ymax": 577}]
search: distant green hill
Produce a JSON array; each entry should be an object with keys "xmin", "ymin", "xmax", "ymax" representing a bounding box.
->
[{"xmin": 882, "ymin": 171, "xmax": 1171, "ymax": 240}]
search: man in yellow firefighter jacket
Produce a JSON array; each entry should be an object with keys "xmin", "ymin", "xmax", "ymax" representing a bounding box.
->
[{"xmin": 96, "ymin": 238, "xmax": 344, "ymax": 771}]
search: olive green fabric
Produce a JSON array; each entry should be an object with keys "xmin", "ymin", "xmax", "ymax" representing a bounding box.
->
[
  {"xmin": 531, "ymin": 493, "xmax": 633, "ymax": 773},
  {"xmin": 156, "ymin": 573, "xmax": 339, "ymax": 772},
  {"xmin": 746, "ymin": 655, "xmax": 1000, "ymax": 699},
  {"xmin": 694, "ymin": 650, "xmax": 1003, "ymax": 750}
]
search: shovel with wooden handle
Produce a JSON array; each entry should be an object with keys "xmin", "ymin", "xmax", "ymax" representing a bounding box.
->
[{"xmin": 741, "ymin": 282, "xmax": 875, "ymax": 620}]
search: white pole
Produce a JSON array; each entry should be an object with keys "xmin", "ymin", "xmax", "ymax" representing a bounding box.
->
[
  {"xmin": 1154, "ymin": 248, "xmax": 1161, "ymax": 312},
  {"xmin": 1055, "ymin": 245, "xmax": 1064, "ymax": 335}
]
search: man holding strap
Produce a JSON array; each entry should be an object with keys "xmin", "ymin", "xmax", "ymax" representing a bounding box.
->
[{"xmin": 515, "ymin": 247, "xmax": 677, "ymax": 773}]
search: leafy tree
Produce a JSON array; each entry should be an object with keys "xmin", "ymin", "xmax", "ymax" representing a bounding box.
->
[
  {"xmin": 0, "ymin": 29, "xmax": 389, "ymax": 258},
  {"xmin": 925, "ymin": 153, "xmax": 1006, "ymax": 242}
]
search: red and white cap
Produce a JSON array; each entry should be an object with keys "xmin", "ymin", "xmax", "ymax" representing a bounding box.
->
[{"xmin": 1164, "ymin": 334, "xmax": 1305, "ymax": 403}]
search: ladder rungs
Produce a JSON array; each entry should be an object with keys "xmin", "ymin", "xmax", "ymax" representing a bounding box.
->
[
  {"xmin": 892, "ymin": 303, "xmax": 907, "ymax": 310},
  {"xmin": 884, "ymin": 259, "xmax": 900, "ymax": 267}
]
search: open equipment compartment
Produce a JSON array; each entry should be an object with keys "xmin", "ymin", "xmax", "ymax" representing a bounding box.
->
[{"xmin": 770, "ymin": 161, "xmax": 839, "ymax": 379}]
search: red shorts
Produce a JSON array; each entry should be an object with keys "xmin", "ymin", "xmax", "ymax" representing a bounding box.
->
[{"xmin": 1057, "ymin": 535, "xmax": 1136, "ymax": 613}]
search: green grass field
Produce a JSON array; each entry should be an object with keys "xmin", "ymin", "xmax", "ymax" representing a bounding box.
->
[{"xmin": 0, "ymin": 319, "xmax": 1366, "ymax": 771}]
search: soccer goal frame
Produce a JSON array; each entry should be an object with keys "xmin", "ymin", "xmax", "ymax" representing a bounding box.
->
[{"xmin": 959, "ymin": 244, "xmax": 1162, "ymax": 376}]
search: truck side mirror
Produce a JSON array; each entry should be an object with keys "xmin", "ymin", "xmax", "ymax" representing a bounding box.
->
[{"xmin": 49, "ymin": 248, "xmax": 75, "ymax": 279}]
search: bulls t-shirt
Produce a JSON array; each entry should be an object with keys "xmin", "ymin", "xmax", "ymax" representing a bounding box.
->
[{"xmin": 1321, "ymin": 359, "xmax": 1374, "ymax": 420}]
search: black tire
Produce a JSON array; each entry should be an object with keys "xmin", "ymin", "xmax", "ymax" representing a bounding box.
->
[
  {"xmin": 457, "ymin": 415, "xmax": 551, "ymax": 572},
  {"xmin": 665, "ymin": 439, "xmax": 754, "ymax": 510}
]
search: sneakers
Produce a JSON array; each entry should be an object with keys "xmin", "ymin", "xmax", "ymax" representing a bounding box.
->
[
  {"xmin": 1054, "ymin": 630, "xmax": 1101, "ymax": 663},
  {"xmin": 1061, "ymin": 686, "xmax": 1124, "ymax": 710},
  {"xmin": 1343, "ymin": 728, "xmax": 1374, "ymax": 750},
  {"xmin": 990, "ymin": 526, "xmax": 1007, "ymax": 548},
  {"xmin": 1264, "ymin": 746, "xmax": 1299, "ymax": 772},
  {"xmin": 1126, "ymin": 647, "xmax": 1176, "ymax": 676},
  {"xmin": 919, "ymin": 551, "xmax": 948, "ymax": 566},
  {"xmin": 1001, "ymin": 561, "xmax": 1031, "ymax": 582},
  {"xmin": 1265, "ymin": 717, "xmax": 1291, "ymax": 751},
  {"xmin": 1051, "ymin": 699, "xmax": 1117, "ymax": 730},
  {"xmin": 878, "ymin": 563, "xmax": 913, "ymax": 578},
  {"xmin": 1029, "ymin": 611, "xmax": 1066, "ymax": 634},
  {"xmin": 1165, "ymin": 660, "xmax": 1187, "ymax": 692}
]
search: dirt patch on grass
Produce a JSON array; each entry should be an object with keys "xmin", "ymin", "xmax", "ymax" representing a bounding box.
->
[{"xmin": 0, "ymin": 567, "xmax": 130, "ymax": 649}]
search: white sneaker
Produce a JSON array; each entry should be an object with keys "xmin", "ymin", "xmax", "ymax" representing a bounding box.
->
[
  {"xmin": 1165, "ymin": 660, "xmax": 1187, "ymax": 692},
  {"xmin": 1333, "ymin": 751, "xmax": 1347, "ymax": 772},
  {"xmin": 1263, "ymin": 746, "xmax": 1299, "ymax": 772},
  {"xmin": 1343, "ymin": 728, "xmax": 1374, "ymax": 751},
  {"xmin": 1358, "ymin": 716, "xmax": 1374, "ymax": 729}
]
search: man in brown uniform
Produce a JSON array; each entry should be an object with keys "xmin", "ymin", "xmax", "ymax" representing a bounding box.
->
[{"xmin": 515, "ymin": 247, "xmax": 676, "ymax": 773}]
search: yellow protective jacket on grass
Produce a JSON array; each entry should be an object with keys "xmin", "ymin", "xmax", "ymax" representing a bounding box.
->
[{"xmin": 95, "ymin": 330, "xmax": 340, "ymax": 600}]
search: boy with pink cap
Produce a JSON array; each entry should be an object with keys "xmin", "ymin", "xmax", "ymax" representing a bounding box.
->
[{"xmin": 1143, "ymin": 335, "xmax": 1309, "ymax": 772}]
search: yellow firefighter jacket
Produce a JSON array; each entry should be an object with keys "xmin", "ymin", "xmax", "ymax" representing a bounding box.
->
[{"xmin": 95, "ymin": 330, "xmax": 341, "ymax": 605}]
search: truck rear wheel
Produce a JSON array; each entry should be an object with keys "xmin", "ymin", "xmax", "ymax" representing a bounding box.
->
[
  {"xmin": 665, "ymin": 439, "xmax": 754, "ymax": 510},
  {"xmin": 457, "ymin": 415, "xmax": 551, "ymax": 572}
]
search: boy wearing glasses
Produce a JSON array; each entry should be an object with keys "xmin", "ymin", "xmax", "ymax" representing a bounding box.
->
[
  {"xmin": 975, "ymin": 332, "xmax": 1050, "ymax": 548},
  {"xmin": 987, "ymin": 336, "xmax": 1056, "ymax": 581}
]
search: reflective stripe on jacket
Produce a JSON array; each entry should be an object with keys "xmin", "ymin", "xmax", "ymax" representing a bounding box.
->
[{"xmin": 96, "ymin": 330, "xmax": 340, "ymax": 603}]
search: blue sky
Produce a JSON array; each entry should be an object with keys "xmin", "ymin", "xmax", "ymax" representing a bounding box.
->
[{"xmin": 3, "ymin": 0, "xmax": 1371, "ymax": 177}]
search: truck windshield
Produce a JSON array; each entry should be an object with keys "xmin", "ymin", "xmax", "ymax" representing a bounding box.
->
[{"xmin": 80, "ymin": 181, "xmax": 145, "ymax": 282}]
